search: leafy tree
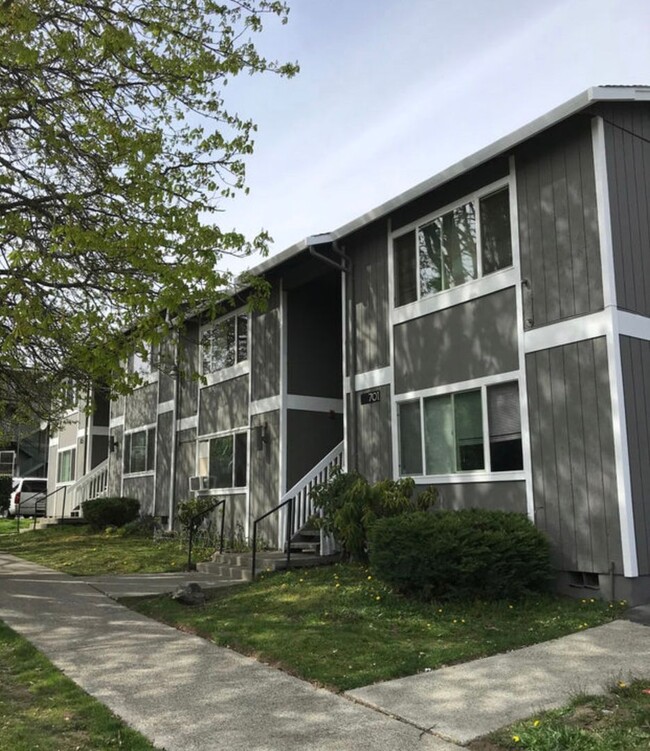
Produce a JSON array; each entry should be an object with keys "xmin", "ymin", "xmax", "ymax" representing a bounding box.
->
[{"xmin": 0, "ymin": 0, "xmax": 297, "ymax": 432}]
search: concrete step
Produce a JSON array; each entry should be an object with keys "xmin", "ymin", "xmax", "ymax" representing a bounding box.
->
[{"xmin": 195, "ymin": 562, "xmax": 252, "ymax": 581}]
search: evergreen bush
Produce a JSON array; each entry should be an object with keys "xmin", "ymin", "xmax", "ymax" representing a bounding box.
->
[
  {"xmin": 82, "ymin": 496, "xmax": 140, "ymax": 530},
  {"xmin": 311, "ymin": 468, "xmax": 438, "ymax": 561},
  {"xmin": 368, "ymin": 509, "xmax": 552, "ymax": 601}
]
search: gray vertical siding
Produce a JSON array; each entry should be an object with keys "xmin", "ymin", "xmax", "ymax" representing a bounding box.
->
[
  {"xmin": 287, "ymin": 273, "xmax": 342, "ymax": 398},
  {"xmin": 347, "ymin": 220, "xmax": 390, "ymax": 374},
  {"xmin": 394, "ymin": 287, "xmax": 518, "ymax": 394},
  {"xmin": 434, "ymin": 481, "xmax": 527, "ymax": 514},
  {"xmin": 123, "ymin": 476, "xmax": 155, "ymax": 515},
  {"xmin": 155, "ymin": 411, "xmax": 173, "ymax": 519},
  {"xmin": 124, "ymin": 384, "xmax": 157, "ymax": 430},
  {"xmin": 601, "ymin": 103, "xmax": 650, "ymax": 316},
  {"xmin": 286, "ymin": 410, "xmax": 343, "ymax": 489},
  {"xmin": 347, "ymin": 384, "xmax": 393, "ymax": 483},
  {"xmin": 158, "ymin": 337, "xmax": 176, "ymax": 404},
  {"xmin": 107, "ymin": 427, "xmax": 123, "ymax": 496},
  {"xmin": 517, "ymin": 120, "xmax": 603, "ymax": 328},
  {"xmin": 620, "ymin": 335, "xmax": 650, "ymax": 575},
  {"xmin": 178, "ymin": 321, "xmax": 199, "ymax": 420},
  {"xmin": 526, "ymin": 337, "xmax": 622, "ymax": 573},
  {"xmin": 251, "ymin": 283, "xmax": 281, "ymax": 401},
  {"xmin": 198, "ymin": 376, "xmax": 249, "ymax": 435},
  {"xmin": 249, "ymin": 410, "xmax": 280, "ymax": 543}
]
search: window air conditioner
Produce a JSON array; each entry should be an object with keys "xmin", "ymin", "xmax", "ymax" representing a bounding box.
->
[{"xmin": 188, "ymin": 476, "xmax": 209, "ymax": 492}]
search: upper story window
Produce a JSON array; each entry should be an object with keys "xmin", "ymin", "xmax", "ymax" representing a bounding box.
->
[
  {"xmin": 397, "ymin": 380, "xmax": 522, "ymax": 477},
  {"xmin": 394, "ymin": 185, "xmax": 512, "ymax": 307},
  {"xmin": 130, "ymin": 343, "xmax": 154, "ymax": 377},
  {"xmin": 61, "ymin": 378, "xmax": 79, "ymax": 411},
  {"xmin": 201, "ymin": 314, "xmax": 248, "ymax": 375}
]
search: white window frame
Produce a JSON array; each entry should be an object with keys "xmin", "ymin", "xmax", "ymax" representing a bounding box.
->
[
  {"xmin": 200, "ymin": 308, "xmax": 250, "ymax": 387},
  {"xmin": 130, "ymin": 343, "xmax": 159, "ymax": 386},
  {"xmin": 392, "ymin": 178, "xmax": 517, "ymax": 323},
  {"xmin": 123, "ymin": 424, "xmax": 156, "ymax": 476},
  {"xmin": 56, "ymin": 446, "xmax": 77, "ymax": 485},
  {"xmin": 395, "ymin": 371, "xmax": 525, "ymax": 484},
  {"xmin": 196, "ymin": 427, "xmax": 249, "ymax": 493}
]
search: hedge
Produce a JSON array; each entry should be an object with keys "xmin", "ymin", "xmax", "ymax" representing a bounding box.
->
[
  {"xmin": 368, "ymin": 509, "xmax": 552, "ymax": 601},
  {"xmin": 82, "ymin": 496, "xmax": 140, "ymax": 530}
]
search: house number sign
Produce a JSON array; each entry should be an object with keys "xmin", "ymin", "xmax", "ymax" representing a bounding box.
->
[{"xmin": 360, "ymin": 389, "xmax": 381, "ymax": 405}]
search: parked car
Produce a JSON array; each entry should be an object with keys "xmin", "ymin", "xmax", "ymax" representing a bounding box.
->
[{"xmin": 8, "ymin": 477, "xmax": 48, "ymax": 518}]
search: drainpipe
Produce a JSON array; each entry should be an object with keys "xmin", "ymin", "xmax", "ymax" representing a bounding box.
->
[
  {"xmin": 168, "ymin": 335, "xmax": 179, "ymax": 532},
  {"xmin": 307, "ymin": 237, "xmax": 357, "ymax": 472}
]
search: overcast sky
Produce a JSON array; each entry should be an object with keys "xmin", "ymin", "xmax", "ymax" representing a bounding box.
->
[{"xmin": 218, "ymin": 0, "xmax": 650, "ymax": 273}]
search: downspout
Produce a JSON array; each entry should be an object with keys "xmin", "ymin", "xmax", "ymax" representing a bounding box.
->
[
  {"xmin": 307, "ymin": 237, "xmax": 357, "ymax": 472},
  {"xmin": 83, "ymin": 385, "xmax": 91, "ymax": 475},
  {"xmin": 168, "ymin": 335, "xmax": 179, "ymax": 531}
]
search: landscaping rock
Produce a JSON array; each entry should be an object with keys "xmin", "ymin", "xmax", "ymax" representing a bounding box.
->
[{"xmin": 171, "ymin": 582, "xmax": 206, "ymax": 606}]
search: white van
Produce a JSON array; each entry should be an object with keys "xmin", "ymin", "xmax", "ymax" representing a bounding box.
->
[{"xmin": 8, "ymin": 478, "xmax": 48, "ymax": 518}]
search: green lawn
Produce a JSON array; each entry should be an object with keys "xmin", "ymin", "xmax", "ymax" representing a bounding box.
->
[
  {"xmin": 0, "ymin": 524, "xmax": 202, "ymax": 575},
  {"xmin": 475, "ymin": 681, "xmax": 650, "ymax": 750},
  {"xmin": 0, "ymin": 518, "xmax": 29, "ymax": 534},
  {"xmin": 0, "ymin": 619, "xmax": 156, "ymax": 751},
  {"xmin": 129, "ymin": 563, "xmax": 627, "ymax": 692}
]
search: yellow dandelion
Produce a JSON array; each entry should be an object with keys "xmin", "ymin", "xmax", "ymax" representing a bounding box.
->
[
  {"xmin": 533, "ymin": 719, "xmax": 540, "ymax": 727},
  {"xmin": 375, "ymin": 596, "xmax": 381, "ymax": 601},
  {"xmin": 512, "ymin": 735, "xmax": 521, "ymax": 743},
  {"xmin": 367, "ymin": 575, "xmax": 372, "ymax": 580},
  {"xmin": 618, "ymin": 680, "xmax": 627, "ymax": 688},
  {"xmin": 335, "ymin": 583, "xmax": 340, "ymax": 588}
]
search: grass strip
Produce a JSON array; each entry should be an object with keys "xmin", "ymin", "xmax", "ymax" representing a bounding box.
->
[
  {"xmin": 0, "ymin": 525, "xmax": 195, "ymax": 575},
  {"xmin": 474, "ymin": 680, "xmax": 650, "ymax": 750},
  {"xmin": 128, "ymin": 563, "xmax": 627, "ymax": 692},
  {"xmin": 0, "ymin": 619, "xmax": 157, "ymax": 751}
]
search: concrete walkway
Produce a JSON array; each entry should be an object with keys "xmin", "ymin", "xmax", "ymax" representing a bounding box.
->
[{"xmin": 1, "ymin": 553, "xmax": 649, "ymax": 750}]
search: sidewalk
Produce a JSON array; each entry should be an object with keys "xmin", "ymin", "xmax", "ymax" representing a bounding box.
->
[{"xmin": 0, "ymin": 553, "xmax": 649, "ymax": 750}]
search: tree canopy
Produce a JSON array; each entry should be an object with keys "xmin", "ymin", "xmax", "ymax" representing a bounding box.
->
[{"xmin": 0, "ymin": 0, "xmax": 297, "ymax": 431}]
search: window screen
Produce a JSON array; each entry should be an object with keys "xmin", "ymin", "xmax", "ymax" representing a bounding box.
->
[
  {"xmin": 394, "ymin": 231, "xmax": 418, "ymax": 306},
  {"xmin": 487, "ymin": 382, "xmax": 522, "ymax": 471},
  {"xmin": 399, "ymin": 401, "xmax": 422, "ymax": 474}
]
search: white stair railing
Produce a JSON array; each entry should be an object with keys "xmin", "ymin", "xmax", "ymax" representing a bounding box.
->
[
  {"xmin": 278, "ymin": 441, "xmax": 344, "ymax": 555},
  {"xmin": 73, "ymin": 459, "xmax": 109, "ymax": 516}
]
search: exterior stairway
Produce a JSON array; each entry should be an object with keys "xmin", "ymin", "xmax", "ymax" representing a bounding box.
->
[{"xmin": 196, "ymin": 548, "xmax": 336, "ymax": 581}]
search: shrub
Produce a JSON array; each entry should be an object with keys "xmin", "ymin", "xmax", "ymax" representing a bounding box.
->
[
  {"xmin": 311, "ymin": 468, "xmax": 438, "ymax": 561},
  {"xmin": 117, "ymin": 514, "xmax": 161, "ymax": 537},
  {"xmin": 82, "ymin": 496, "xmax": 140, "ymax": 530},
  {"xmin": 368, "ymin": 509, "xmax": 552, "ymax": 601},
  {"xmin": 0, "ymin": 475, "xmax": 12, "ymax": 514}
]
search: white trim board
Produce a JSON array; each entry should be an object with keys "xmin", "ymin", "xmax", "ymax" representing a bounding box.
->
[
  {"xmin": 523, "ymin": 310, "xmax": 610, "ymax": 353},
  {"xmin": 157, "ymin": 400, "xmax": 175, "ymax": 414},
  {"xmin": 344, "ymin": 366, "xmax": 391, "ymax": 394},
  {"xmin": 109, "ymin": 415, "xmax": 125, "ymax": 429},
  {"xmin": 176, "ymin": 415, "xmax": 197, "ymax": 432},
  {"xmin": 286, "ymin": 395, "xmax": 344, "ymax": 414},
  {"xmin": 618, "ymin": 311, "xmax": 650, "ymax": 341},
  {"xmin": 593, "ymin": 117, "xmax": 639, "ymax": 579},
  {"xmin": 250, "ymin": 396, "xmax": 281, "ymax": 416}
]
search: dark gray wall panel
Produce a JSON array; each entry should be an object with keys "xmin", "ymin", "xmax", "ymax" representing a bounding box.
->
[
  {"xmin": 250, "ymin": 410, "xmax": 280, "ymax": 543},
  {"xmin": 111, "ymin": 396, "xmax": 125, "ymax": 418},
  {"xmin": 286, "ymin": 410, "xmax": 343, "ymax": 489},
  {"xmin": 347, "ymin": 384, "xmax": 393, "ymax": 483},
  {"xmin": 601, "ymin": 103, "xmax": 650, "ymax": 316},
  {"xmin": 346, "ymin": 220, "xmax": 390, "ymax": 374},
  {"xmin": 90, "ymin": 435, "xmax": 108, "ymax": 469},
  {"xmin": 287, "ymin": 274, "xmax": 342, "ymax": 398},
  {"xmin": 124, "ymin": 384, "xmax": 157, "ymax": 430},
  {"xmin": 174, "ymin": 428, "xmax": 197, "ymax": 509},
  {"xmin": 526, "ymin": 338, "xmax": 622, "ymax": 573},
  {"xmin": 155, "ymin": 411, "xmax": 173, "ymax": 519},
  {"xmin": 251, "ymin": 284, "xmax": 281, "ymax": 401},
  {"xmin": 178, "ymin": 321, "xmax": 199, "ymax": 420},
  {"xmin": 158, "ymin": 337, "xmax": 176, "ymax": 403},
  {"xmin": 394, "ymin": 287, "xmax": 518, "ymax": 394},
  {"xmin": 198, "ymin": 376, "xmax": 249, "ymax": 436},
  {"xmin": 429, "ymin": 481, "xmax": 526, "ymax": 514},
  {"xmin": 122, "ymin": 475, "xmax": 155, "ymax": 516},
  {"xmin": 392, "ymin": 158, "xmax": 509, "ymax": 231},
  {"xmin": 620, "ymin": 335, "xmax": 650, "ymax": 575},
  {"xmin": 517, "ymin": 120, "xmax": 603, "ymax": 328}
]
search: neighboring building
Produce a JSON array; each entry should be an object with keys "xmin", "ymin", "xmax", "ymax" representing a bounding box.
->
[
  {"xmin": 0, "ymin": 424, "xmax": 48, "ymax": 479},
  {"xmin": 49, "ymin": 86, "xmax": 650, "ymax": 604}
]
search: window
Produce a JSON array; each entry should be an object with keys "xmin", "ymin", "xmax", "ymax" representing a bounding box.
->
[
  {"xmin": 197, "ymin": 432, "xmax": 248, "ymax": 489},
  {"xmin": 394, "ymin": 185, "xmax": 512, "ymax": 306},
  {"xmin": 131, "ymin": 344, "xmax": 154, "ymax": 376},
  {"xmin": 398, "ymin": 381, "xmax": 522, "ymax": 476},
  {"xmin": 201, "ymin": 314, "xmax": 248, "ymax": 375},
  {"xmin": 0, "ymin": 450, "xmax": 15, "ymax": 475},
  {"xmin": 57, "ymin": 448, "xmax": 76, "ymax": 483},
  {"xmin": 61, "ymin": 379, "xmax": 79, "ymax": 411},
  {"xmin": 123, "ymin": 427, "xmax": 155, "ymax": 474}
]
